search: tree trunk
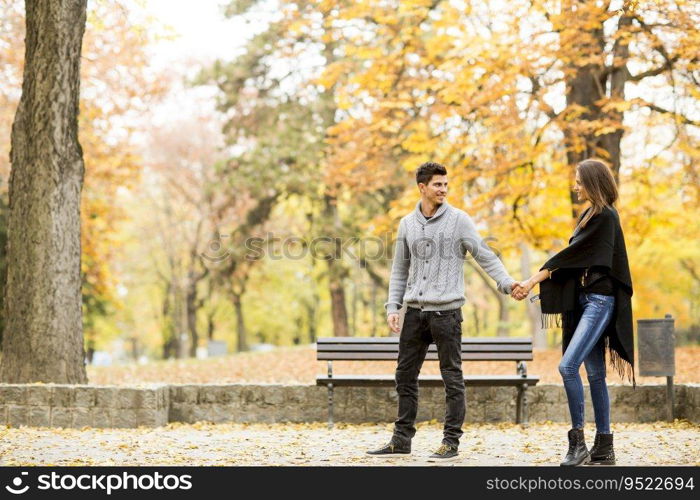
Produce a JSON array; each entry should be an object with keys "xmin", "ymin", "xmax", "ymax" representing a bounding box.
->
[
  {"xmin": 232, "ymin": 292, "xmax": 248, "ymax": 352},
  {"xmin": 323, "ymin": 194, "xmax": 349, "ymax": 337},
  {"xmin": 306, "ymin": 286, "xmax": 319, "ymax": 343},
  {"xmin": 370, "ymin": 279, "xmax": 377, "ymax": 337},
  {"xmin": 350, "ymin": 277, "xmax": 358, "ymax": 336},
  {"xmin": 563, "ymin": 1, "xmax": 630, "ymax": 213},
  {"xmin": 185, "ymin": 279, "xmax": 199, "ymax": 357},
  {"xmin": 206, "ymin": 309, "xmax": 216, "ymax": 341},
  {"xmin": 563, "ymin": 0, "xmax": 606, "ymax": 214},
  {"xmin": 598, "ymin": 13, "xmax": 633, "ymax": 184},
  {"xmin": 161, "ymin": 281, "xmax": 179, "ymax": 359},
  {"xmin": 329, "ymin": 279, "xmax": 349, "ymax": 337},
  {"xmin": 1, "ymin": 0, "xmax": 88, "ymax": 383}
]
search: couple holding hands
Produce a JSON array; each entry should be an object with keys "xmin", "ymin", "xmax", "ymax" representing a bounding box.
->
[{"xmin": 373, "ymin": 159, "xmax": 633, "ymax": 465}]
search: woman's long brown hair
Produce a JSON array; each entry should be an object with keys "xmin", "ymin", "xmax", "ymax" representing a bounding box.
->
[{"xmin": 576, "ymin": 159, "xmax": 619, "ymax": 230}]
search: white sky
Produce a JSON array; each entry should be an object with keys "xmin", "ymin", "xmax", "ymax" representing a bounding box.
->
[{"xmin": 142, "ymin": 0, "xmax": 253, "ymax": 68}]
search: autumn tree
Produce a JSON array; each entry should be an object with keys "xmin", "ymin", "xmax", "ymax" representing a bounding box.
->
[
  {"xmin": 200, "ymin": 4, "xmax": 351, "ymax": 341},
  {"xmin": 1, "ymin": 0, "xmax": 167, "ymax": 362},
  {"xmin": 313, "ymin": 0, "xmax": 700, "ymax": 334},
  {"xmin": 1, "ymin": 0, "xmax": 89, "ymax": 383}
]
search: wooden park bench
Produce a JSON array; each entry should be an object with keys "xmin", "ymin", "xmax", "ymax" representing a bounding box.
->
[{"xmin": 316, "ymin": 336, "xmax": 539, "ymax": 427}]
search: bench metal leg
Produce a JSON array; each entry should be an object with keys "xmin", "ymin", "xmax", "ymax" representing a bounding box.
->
[
  {"xmin": 516, "ymin": 384, "xmax": 528, "ymax": 425},
  {"xmin": 327, "ymin": 382, "xmax": 334, "ymax": 429},
  {"xmin": 327, "ymin": 360, "xmax": 334, "ymax": 429}
]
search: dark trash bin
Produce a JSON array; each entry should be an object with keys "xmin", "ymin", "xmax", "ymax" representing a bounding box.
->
[{"xmin": 637, "ymin": 314, "xmax": 675, "ymax": 421}]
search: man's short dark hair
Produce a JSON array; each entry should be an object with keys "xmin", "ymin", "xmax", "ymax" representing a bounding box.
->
[{"xmin": 416, "ymin": 162, "xmax": 447, "ymax": 185}]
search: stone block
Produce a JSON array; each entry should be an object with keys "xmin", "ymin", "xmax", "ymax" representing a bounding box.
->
[
  {"xmin": 262, "ymin": 386, "xmax": 286, "ymax": 406},
  {"xmin": 2, "ymin": 386, "xmax": 27, "ymax": 405},
  {"xmin": 8, "ymin": 405, "xmax": 29, "ymax": 427},
  {"xmin": 116, "ymin": 388, "xmax": 141, "ymax": 409},
  {"xmin": 637, "ymin": 405, "xmax": 662, "ymax": 423},
  {"xmin": 52, "ymin": 386, "xmax": 75, "ymax": 407},
  {"xmin": 484, "ymin": 403, "xmax": 507, "ymax": 423},
  {"xmin": 51, "ymin": 407, "xmax": 72, "ymax": 428},
  {"xmin": 134, "ymin": 408, "xmax": 167, "ymax": 427},
  {"xmin": 134, "ymin": 389, "xmax": 158, "ymax": 409},
  {"xmin": 112, "ymin": 409, "xmax": 139, "ymax": 428},
  {"xmin": 198, "ymin": 386, "xmax": 218, "ymax": 404},
  {"xmin": 73, "ymin": 407, "xmax": 92, "ymax": 427},
  {"xmin": 209, "ymin": 386, "xmax": 236, "ymax": 405},
  {"xmin": 74, "ymin": 387, "xmax": 96, "ymax": 407},
  {"xmin": 169, "ymin": 403, "xmax": 194, "ymax": 423},
  {"xmin": 28, "ymin": 406, "xmax": 50, "ymax": 427},
  {"xmin": 174, "ymin": 385, "xmax": 200, "ymax": 404},
  {"xmin": 27, "ymin": 386, "xmax": 53, "ymax": 406},
  {"xmin": 95, "ymin": 387, "xmax": 118, "ymax": 408},
  {"xmin": 158, "ymin": 387, "xmax": 169, "ymax": 409},
  {"xmin": 610, "ymin": 405, "xmax": 637, "ymax": 423},
  {"xmin": 92, "ymin": 408, "xmax": 112, "ymax": 428}
]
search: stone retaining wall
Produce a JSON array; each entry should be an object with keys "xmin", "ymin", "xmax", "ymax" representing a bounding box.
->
[
  {"xmin": 0, "ymin": 383, "xmax": 697, "ymax": 428},
  {"xmin": 0, "ymin": 385, "xmax": 169, "ymax": 428}
]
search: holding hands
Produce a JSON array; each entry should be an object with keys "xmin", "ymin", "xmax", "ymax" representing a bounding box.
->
[
  {"xmin": 510, "ymin": 269, "xmax": 551, "ymax": 301},
  {"xmin": 510, "ymin": 280, "xmax": 534, "ymax": 301}
]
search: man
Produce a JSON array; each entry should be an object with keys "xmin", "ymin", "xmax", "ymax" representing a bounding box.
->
[{"xmin": 367, "ymin": 161, "xmax": 525, "ymax": 460}]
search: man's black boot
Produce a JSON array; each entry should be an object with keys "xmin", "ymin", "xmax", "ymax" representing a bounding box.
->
[
  {"xmin": 366, "ymin": 438, "xmax": 411, "ymax": 456},
  {"xmin": 588, "ymin": 432, "xmax": 615, "ymax": 465},
  {"xmin": 560, "ymin": 428, "xmax": 590, "ymax": 466}
]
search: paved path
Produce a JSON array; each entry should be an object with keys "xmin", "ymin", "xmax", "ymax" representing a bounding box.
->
[{"xmin": 0, "ymin": 421, "xmax": 697, "ymax": 466}]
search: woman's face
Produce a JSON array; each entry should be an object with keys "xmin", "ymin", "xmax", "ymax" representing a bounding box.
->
[{"xmin": 574, "ymin": 171, "xmax": 588, "ymax": 202}]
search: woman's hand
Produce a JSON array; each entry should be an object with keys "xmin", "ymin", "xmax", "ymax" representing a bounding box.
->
[
  {"xmin": 511, "ymin": 269, "xmax": 552, "ymax": 301},
  {"xmin": 511, "ymin": 280, "xmax": 533, "ymax": 301}
]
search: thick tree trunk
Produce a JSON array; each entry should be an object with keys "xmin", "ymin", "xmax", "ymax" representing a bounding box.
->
[
  {"xmin": 563, "ymin": 0, "xmax": 605, "ymax": 216},
  {"xmin": 563, "ymin": 1, "xmax": 630, "ymax": 214},
  {"xmin": 1, "ymin": 0, "xmax": 88, "ymax": 383}
]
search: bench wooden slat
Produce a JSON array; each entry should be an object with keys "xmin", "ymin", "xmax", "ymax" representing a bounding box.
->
[
  {"xmin": 316, "ymin": 374, "xmax": 540, "ymax": 387},
  {"xmin": 318, "ymin": 344, "xmax": 534, "ymax": 353},
  {"xmin": 316, "ymin": 336, "xmax": 538, "ymax": 426},
  {"xmin": 317, "ymin": 337, "xmax": 532, "ymax": 345},
  {"xmin": 317, "ymin": 352, "xmax": 533, "ymax": 361}
]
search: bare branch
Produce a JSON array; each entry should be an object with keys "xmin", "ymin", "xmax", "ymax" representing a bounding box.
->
[
  {"xmin": 628, "ymin": 56, "xmax": 678, "ymax": 82},
  {"xmin": 642, "ymin": 101, "xmax": 700, "ymax": 127}
]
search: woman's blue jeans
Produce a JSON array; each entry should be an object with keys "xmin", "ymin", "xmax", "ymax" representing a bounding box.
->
[{"xmin": 558, "ymin": 292, "xmax": 615, "ymax": 433}]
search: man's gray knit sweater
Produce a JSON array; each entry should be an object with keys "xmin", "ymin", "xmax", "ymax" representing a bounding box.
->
[{"xmin": 384, "ymin": 200, "xmax": 515, "ymax": 314}]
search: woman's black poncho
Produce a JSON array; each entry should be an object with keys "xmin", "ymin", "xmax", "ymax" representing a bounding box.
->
[{"xmin": 539, "ymin": 206, "xmax": 635, "ymax": 386}]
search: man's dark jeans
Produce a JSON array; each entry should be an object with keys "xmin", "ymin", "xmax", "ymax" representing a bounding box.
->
[{"xmin": 392, "ymin": 306, "xmax": 465, "ymax": 448}]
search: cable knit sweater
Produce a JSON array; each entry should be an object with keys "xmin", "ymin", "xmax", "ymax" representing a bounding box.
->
[{"xmin": 384, "ymin": 200, "xmax": 515, "ymax": 314}]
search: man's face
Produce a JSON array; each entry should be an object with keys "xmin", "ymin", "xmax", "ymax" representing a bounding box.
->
[{"xmin": 419, "ymin": 174, "xmax": 448, "ymax": 204}]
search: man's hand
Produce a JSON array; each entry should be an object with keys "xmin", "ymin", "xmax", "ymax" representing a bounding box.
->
[
  {"xmin": 510, "ymin": 281, "xmax": 532, "ymax": 301},
  {"xmin": 387, "ymin": 313, "xmax": 401, "ymax": 334}
]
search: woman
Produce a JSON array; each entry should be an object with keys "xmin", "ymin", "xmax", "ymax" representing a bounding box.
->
[{"xmin": 516, "ymin": 159, "xmax": 634, "ymax": 466}]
